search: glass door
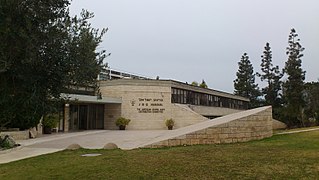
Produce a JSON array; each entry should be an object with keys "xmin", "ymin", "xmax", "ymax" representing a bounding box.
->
[
  {"xmin": 79, "ymin": 105, "xmax": 88, "ymax": 130},
  {"xmin": 69, "ymin": 104, "xmax": 104, "ymax": 130}
]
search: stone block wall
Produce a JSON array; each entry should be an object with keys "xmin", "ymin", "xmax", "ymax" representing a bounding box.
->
[
  {"xmin": 100, "ymin": 84, "xmax": 172, "ymax": 130},
  {"xmin": 99, "ymin": 79, "xmax": 250, "ymax": 130},
  {"xmin": 104, "ymin": 104, "xmax": 122, "ymax": 130},
  {"xmin": 0, "ymin": 131, "xmax": 29, "ymax": 140},
  {"xmin": 100, "ymin": 81, "xmax": 206, "ymax": 130},
  {"xmin": 143, "ymin": 106, "xmax": 273, "ymax": 148}
]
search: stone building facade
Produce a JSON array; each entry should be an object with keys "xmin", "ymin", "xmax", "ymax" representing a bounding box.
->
[
  {"xmin": 60, "ymin": 79, "xmax": 250, "ymax": 131},
  {"xmin": 99, "ymin": 79, "xmax": 249, "ymax": 130}
]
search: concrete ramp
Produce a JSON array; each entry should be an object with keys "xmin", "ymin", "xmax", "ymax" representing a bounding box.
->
[
  {"xmin": 272, "ymin": 119, "xmax": 287, "ymax": 130},
  {"xmin": 171, "ymin": 104, "xmax": 208, "ymax": 128},
  {"xmin": 140, "ymin": 106, "xmax": 273, "ymax": 148}
]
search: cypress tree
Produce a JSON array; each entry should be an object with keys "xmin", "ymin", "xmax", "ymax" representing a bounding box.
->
[
  {"xmin": 304, "ymin": 81, "xmax": 319, "ymax": 126},
  {"xmin": 258, "ymin": 43, "xmax": 283, "ymax": 110},
  {"xmin": 282, "ymin": 28, "xmax": 306, "ymax": 127},
  {"xmin": 234, "ymin": 53, "xmax": 261, "ymax": 108}
]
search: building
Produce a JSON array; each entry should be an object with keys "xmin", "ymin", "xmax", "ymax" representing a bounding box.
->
[
  {"xmin": 97, "ymin": 67, "xmax": 150, "ymax": 81},
  {"xmin": 59, "ymin": 79, "xmax": 249, "ymax": 131}
]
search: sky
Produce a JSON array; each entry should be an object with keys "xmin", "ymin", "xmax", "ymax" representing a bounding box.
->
[{"xmin": 70, "ymin": 0, "xmax": 319, "ymax": 93}]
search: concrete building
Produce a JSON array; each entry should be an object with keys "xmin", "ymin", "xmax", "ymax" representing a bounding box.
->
[
  {"xmin": 60, "ymin": 79, "xmax": 249, "ymax": 131},
  {"xmin": 97, "ymin": 67, "xmax": 150, "ymax": 81}
]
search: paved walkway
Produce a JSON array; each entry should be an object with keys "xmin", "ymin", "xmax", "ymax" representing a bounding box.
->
[
  {"xmin": 275, "ymin": 127, "xmax": 319, "ymax": 135},
  {"xmin": 0, "ymin": 130, "xmax": 167, "ymax": 164},
  {"xmin": 1, "ymin": 116, "xmax": 318, "ymax": 165}
]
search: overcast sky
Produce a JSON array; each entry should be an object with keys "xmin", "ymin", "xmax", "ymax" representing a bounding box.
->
[{"xmin": 70, "ymin": 0, "xmax": 319, "ymax": 93}]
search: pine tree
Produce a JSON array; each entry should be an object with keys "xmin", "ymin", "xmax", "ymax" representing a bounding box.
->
[
  {"xmin": 234, "ymin": 53, "xmax": 261, "ymax": 108},
  {"xmin": 282, "ymin": 28, "xmax": 306, "ymax": 127},
  {"xmin": 304, "ymin": 81, "xmax": 319, "ymax": 125},
  {"xmin": 258, "ymin": 43, "xmax": 283, "ymax": 109}
]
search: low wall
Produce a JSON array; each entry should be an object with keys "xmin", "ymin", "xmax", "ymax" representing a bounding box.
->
[
  {"xmin": 0, "ymin": 131, "xmax": 29, "ymax": 140},
  {"xmin": 142, "ymin": 106, "xmax": 273, "ymax": 148},
  {"xmin": 272, "ymin": 119, "xmax": 287, "ymax": 130}
]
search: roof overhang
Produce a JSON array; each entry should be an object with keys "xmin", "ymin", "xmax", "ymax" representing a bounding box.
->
[{"xmin": 60, "ymin": 93, "xmax": 122, "ymax": 104}]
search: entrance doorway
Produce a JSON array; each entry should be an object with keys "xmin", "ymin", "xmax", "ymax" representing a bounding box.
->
[{"xmin": 69, "ymin": 104, "xmax": 104, "ymax": 131}]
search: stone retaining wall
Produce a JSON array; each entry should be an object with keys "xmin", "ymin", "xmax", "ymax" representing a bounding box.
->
[
  {"xmin": 0, "ymin": 131, "xmax": 29, "ymax": 140},
  {"xmin": 144, "ymin": 106, "xmax": 273, "ymax": 148}
]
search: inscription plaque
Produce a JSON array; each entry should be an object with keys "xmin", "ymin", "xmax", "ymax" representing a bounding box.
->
[{"xmin": 134, "ymin": 98, "xmax": 166, "ymax": 113}]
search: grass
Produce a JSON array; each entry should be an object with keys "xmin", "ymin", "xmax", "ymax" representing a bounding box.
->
[{"xmin": 0, "ymin": 131, "xmax": 319, "ymax": 179}]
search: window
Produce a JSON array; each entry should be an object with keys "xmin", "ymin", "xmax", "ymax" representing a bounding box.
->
[{"xmin": 171, "ymin": 87, "xmax": 248, "ymax": 110}]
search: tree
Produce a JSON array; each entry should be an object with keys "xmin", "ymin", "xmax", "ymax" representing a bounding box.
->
[
  {"xmin": 191, "ymin": 81, "xmax": 199, "ymax": 86},
  {"xmin": 65, "ymin": 10, "xmax": 107, "ymax": 87},
  {"xmin": 0, "ymin": 0, "xmax": 107, "ymax": 129},
  {"xmin": 199, "ymin": 80, "xmax": 208, "ymax": 88},
  {"xmin": 257, "ymin": 43, "xmax": 283, "ymax": 118},
  {"xmin": 303, "ymin": 81, "xmax": 319, "ymax": 126},
  {"xmin": 282, "ymin": 28, "xmax": 306, "ymax": 127},
  {"xmin": 234, "ymin": 53, "xmax": 261, "ymax": 108}
]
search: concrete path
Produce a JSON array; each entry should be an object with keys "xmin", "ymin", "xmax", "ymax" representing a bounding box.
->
[
  {"xmin": 1, "ymin": 112, "xmax": 317, "ymax": 165},
  {"xmin": 0, "ymin": 130, "xmax": 167, "ymax": 164},
  {"xmin": 275, "ymin": 127, "xmax": 319, "ymax": 135}
]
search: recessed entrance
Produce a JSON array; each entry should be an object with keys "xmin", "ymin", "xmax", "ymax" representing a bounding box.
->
[{"xmin": 69, "ymin": 104, "xmax": 104, "ymax": 131}]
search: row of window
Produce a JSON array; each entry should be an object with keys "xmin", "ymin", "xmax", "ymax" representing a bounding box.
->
[
  {"xmin": 98, "ymin": 68, "xmax": 148, "ymax": 80},
  {"xmin": 171, "ymin": 88, "xmax": 248, "ymax": 110}
]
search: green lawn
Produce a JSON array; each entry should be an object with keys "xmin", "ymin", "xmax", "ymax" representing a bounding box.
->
[{"xmin": 0, "ymin": 131, "xmax": 319, "ymax": 180}]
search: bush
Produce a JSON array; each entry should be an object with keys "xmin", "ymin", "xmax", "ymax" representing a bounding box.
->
[
  {"xmin": 42, "ymin": 114, "xmax": 59, "ymax": 128},
  {"xmin": 165, "ymin": 118, "xmax": 174, "ymax": 127},
  {"xmin": 0, "ymin": 135, "xmax": 16, "ymax": 149},
  {"xmin": 115, "ymin": 117, "xmax": 131, "ymax": 127}
]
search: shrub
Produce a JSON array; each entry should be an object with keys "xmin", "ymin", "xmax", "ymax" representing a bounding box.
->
[
  {"xmin": 165, "ymin": 118, "xmax": 174, "ymax": 127},
  {"xmin": 115, "ymin": 117, "xmax": 131, "ymax": 127},
  {"xmin": 42, "ymin": 114, "xmax": 59, "ymax": 128}
]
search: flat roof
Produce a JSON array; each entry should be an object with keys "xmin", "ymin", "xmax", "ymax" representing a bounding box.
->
[
  {"xmin": 60, "ymin": 93, "xmax": 122, "ymax": 104},
  {"xmin": 99, "ymin": 79, "xmax": 249, "ymax": 102}
]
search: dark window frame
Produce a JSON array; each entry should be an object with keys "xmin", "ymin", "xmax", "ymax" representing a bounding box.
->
[{"xmin": 171, "ymin": 87, "xmax": 248, "ymax": 110}]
